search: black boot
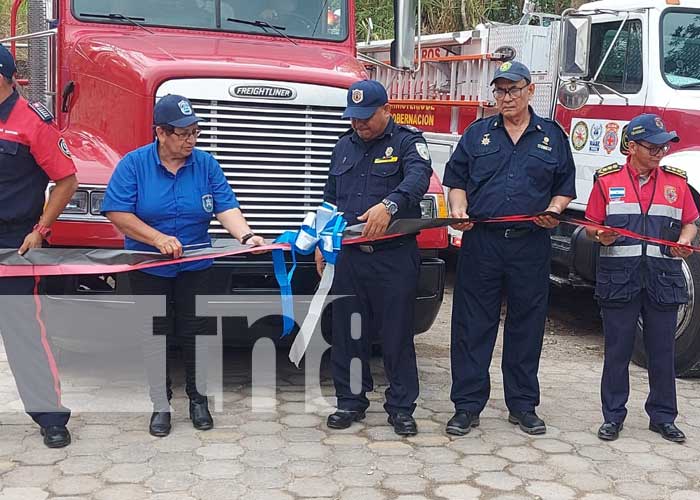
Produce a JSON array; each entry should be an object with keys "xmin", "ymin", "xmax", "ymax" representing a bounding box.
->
[
  {"xmin": 149, "ymin": 409, "xmax": 171, "ymax": 437},
  {"xmin": 190, "ymin": 399, "xmax": 213, "ymax": 431}
]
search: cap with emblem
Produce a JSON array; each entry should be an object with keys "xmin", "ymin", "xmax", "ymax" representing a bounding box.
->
[
  {"xmin": 490, "ymin": 60, "xmax": 531, "ymax": 86},
  {"xmin": 153, "ymin": 94, "xmax": 201, "ymax": 128},
  {"xmin": 0, "ymin": 44, "xmax": 17, "ymax": 80},
  {"xmin": 627, "ymin": 113, "xmax": 679, "ymax": 145},
  {"xmin": 342, "ymin": 80, "xmax": 388, "ymax": 120}
]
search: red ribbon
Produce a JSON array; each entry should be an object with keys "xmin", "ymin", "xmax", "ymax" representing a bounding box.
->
[{"xmin": 0, "ymin": 214, "xmax": 695, "ymax": 278}]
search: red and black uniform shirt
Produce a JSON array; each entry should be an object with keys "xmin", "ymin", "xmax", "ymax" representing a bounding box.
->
[{"xmin": 0, "ymin": 89, "xmax": 76, "ymax": 225}]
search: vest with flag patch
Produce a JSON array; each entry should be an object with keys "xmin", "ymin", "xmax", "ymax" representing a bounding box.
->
[{"xmin": 594, "ymin": 163, "xmax": 689, "ymax": 305}]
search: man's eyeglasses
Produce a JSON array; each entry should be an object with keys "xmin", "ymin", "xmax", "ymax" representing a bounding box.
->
[
  {"xmin": 492, "ymin": 84, "xmax": 529, "ymax": 100},
  {"xmin": 165, "ymin": 127, "xmax": 202, "ymax": 140},
  {"xmin": 635, "ymin": 142, "xmax": 671, "ymax": 156}
]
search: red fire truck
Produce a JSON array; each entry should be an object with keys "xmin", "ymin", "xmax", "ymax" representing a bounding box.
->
[
  {"xmin": 4, "ymin": 0, "xmax": 448, "ymax": 347},
  {"xmin": 359, "ymin": 0, "xmax": 700, "ymax": 376}
]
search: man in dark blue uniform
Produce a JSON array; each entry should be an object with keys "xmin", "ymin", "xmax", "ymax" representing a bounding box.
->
[
  {"xmin": 0, "ymin": 45, "xmax": 78, "ymax": 447},
  {"xmin": 442, "ymin": 61, "xmax": 576, "ymax": 436},
  {"xmin": 316, "ymin": 80, "xmax": 432, "ymax": 436}
]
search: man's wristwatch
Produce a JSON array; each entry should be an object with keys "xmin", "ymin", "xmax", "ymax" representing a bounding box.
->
[
  {"xmin": 381, "ymin": 198, "xmax": 399, "ymax": 216},
  {"xmin": 33, "ymin": 223, "xmax": 52, "ymax": 239},
  {"xmin": 240, "ymin": 232, "xmax": 256, "ymax": 244}
]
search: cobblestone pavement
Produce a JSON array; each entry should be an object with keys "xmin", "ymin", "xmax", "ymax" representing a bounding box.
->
[{"xmin": 1, "ymin": 274, "xmax": 700, "ymax": 500}]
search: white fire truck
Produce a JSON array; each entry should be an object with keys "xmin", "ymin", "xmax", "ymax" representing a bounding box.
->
[{"xmin": 359, "ymin": 0, "xmax": 700, "ymax": 376}]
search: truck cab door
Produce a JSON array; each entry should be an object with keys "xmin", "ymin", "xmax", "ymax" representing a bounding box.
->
[{"xmin": 556, "ymin": 13, "xmax": 649, "ymax": 211}]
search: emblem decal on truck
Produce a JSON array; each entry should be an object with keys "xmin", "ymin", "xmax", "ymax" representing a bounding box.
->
[
  {"xmin": 571, "ymin": 121, "xmax": 588, "ymax": 151},
  {"xmin": 604, "ymin": 123, "xmax": 620, "ymax": 155},
  {"xmin": 230, "ymin": 85, "xmax": 297, "ymax": 100}
]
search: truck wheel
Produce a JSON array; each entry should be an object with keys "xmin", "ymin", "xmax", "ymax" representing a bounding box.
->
[{"xmin": 632, "ymin": 249, "xmax": 700, "ymax": 377}]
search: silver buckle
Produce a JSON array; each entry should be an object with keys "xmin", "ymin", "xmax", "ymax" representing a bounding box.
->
[{"xmin": 358, "ymin": 244, "xmax": 374, "ymax": 254}]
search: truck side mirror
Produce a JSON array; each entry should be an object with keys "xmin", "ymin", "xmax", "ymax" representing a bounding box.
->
[
  {"xmin": 557, "ymin": 80, "xmax": 590, "ymax": 110},
  {"xmin": 560, "ymin": 15, "xmax": 591, "ymax": 78},
  {"xmin": 390, "ymin": 0, "xmax": 418, "ymax": 70}
]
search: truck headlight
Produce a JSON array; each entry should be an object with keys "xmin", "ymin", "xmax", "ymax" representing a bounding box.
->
[
  {"xmin": 63, "ymin": 190, "xmax": 89, "ymax": 214},
  {"xmin": 90, "ymin": 191, "xmax": 105, "ymax": 215}
]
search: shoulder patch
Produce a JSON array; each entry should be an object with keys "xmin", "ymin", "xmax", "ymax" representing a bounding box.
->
[
  {"xmin": 595, "ymin": 163, "xmax": 623, "ymax": 179},
  {"xmin": 398, "ymin": 124, "xmax": 423, "ymax": 134},
  {"xmin": 28, "ymin": 101, "xmax": 54, "ymax": 122},
  {"xmin": 542, "ymin": 117, "xmax": 569, "ymax": 138},
  {"xmin": 661, "ymin": 165, "xmax": 687, "ymax": 180}
]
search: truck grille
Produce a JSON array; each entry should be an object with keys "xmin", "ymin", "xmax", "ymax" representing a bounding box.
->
[{"xmin": 191, "ymin": 99, "xmax": 348, "ymax": 237}]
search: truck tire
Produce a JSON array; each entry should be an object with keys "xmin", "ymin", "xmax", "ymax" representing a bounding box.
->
[{"xmin": 632, "ymin": 247, "xmax": 700, "ymax": 377}]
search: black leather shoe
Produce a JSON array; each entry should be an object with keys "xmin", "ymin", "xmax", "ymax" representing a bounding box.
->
[
  {"xmin": 190, "ymin": 400, "xmax": 214, "ymax": 431},
  {"xmin": 149, "ymin": 411, "xmax": 172, "ymax": 437},
  {"xmin": 326, "ymin": 410, "xmax": 366, "ymax": 429},
  {"xmin": 445, "ymin": 412, "xmax": 480, "ymax": 436},
  {"xmin": 388, "ymin": 412, "xmax": 417, "ymax": 436},
  {"xmin": 597, "ymin": 422, "xmax": 623, "ymax": 441},
  {"xmin": 40, "ymin": 425, "xmax": 71, "ymax": 448},
  {"xmin": 650, "ymin": 422, "xmax": 686, "ymax": 443},
  {"xmin": 508, "ymin": 411, "xmax": 546, "ymax": 435}
]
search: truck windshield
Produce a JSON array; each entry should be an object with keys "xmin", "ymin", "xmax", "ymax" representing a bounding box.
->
[
  {"xmin": 662, "ymin": 9, "xmax": 700, "ymax": 88},
  {"xmin": 72, "ymin": 0, "xmax": 348, "ymax": 42}
]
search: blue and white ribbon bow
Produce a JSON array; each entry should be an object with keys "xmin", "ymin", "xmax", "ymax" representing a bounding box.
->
[{"xmin": 273, "ymin": 202, "xmax": 346, "ymax": 366}]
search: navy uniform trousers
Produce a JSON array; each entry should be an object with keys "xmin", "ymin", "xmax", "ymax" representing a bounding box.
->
[
  {"xmin": 0, "ymin": 227, "xmax": 70, "ymax": 427},
  {"xmin": 600, "ymin": 290, "xmax": 678, "ymax": 424},
  {"xmin": 451, "ymin": 225, "xmax": 551, "ymax": 414},
  {"xmin": 331, "ymin": 238, "xmax": 420, "ymax": 416}
]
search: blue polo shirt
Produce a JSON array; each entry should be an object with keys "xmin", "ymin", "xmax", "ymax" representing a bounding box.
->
[{"xmin": 102, "ymin": 141, "xmax": 239, "ymax": 277}]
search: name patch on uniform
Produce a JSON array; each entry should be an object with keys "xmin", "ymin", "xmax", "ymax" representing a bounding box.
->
[
  {"xmin": 58, "ymin": 138, "xmax": 72, "ymax": 158},
  {"xmin": 609, "ymin": 187, "xmax": 625, "ymax": 202},
  {"xmin": 202, "ymin": 194, "xmax": 214, "ymax": 213},
  {"xmin": 374, "ymin": 156, "xmax": 398, "ymax": 164},
  {"xmin": 537, "ymin": 143, "xmax": 552, "ymax": 152}
]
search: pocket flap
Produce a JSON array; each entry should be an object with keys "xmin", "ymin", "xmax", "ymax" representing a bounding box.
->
[
  {"xmin": 329, "ymin": 161, "xmax": 354, "ymax": 176},
  {"xmin": 527, "ymin": 149, "xmax": 558, "ymax": 165},
  {"xmin": 658, "ymin": 274, "xmax": 686, "ymax": 288},
  {"xmin": 371, "ymin": 162, "xmax": 400, "ymax": 178},
  {"xmin": 610, "ymin": 270, "xmax": 631, "ymax": 285},
  {"xmin": 472, "ymin": 145, "xmax": 501, "ymax": 158}
]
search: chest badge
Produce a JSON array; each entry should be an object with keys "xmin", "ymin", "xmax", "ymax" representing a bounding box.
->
[
  {"xmin": 481, "ymin": 134, "xmax": 491, "ymax": 146},
  {"xmin": 385, "ymin": 147, "xmax": 394, "ymax": 157},
  {"xmin": 664, "ymin": 185, "xmax": 678, "ymax": 204},
  {"xmin": 202, "ymin": 194, "xmax": 214, "ymax": 213}
]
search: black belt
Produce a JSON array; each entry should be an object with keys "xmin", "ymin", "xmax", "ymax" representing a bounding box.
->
[
  {"xmin": 355, "ymin": 235, "xmax": 416, "ymax": 254},
  {"xmin": 481, "ymin": 225, "xmax": 535, "ymax": 239}
]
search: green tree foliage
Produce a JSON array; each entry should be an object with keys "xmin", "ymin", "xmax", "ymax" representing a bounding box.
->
[{"xmin": 356, "ymin": 0, "xmax": 575, "ymax": 41}]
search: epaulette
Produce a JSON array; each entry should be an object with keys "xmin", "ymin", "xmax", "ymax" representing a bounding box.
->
[
  {"xmin": 462, "ymin": 116, "xmax": 493, "ymax": 135},
  {"xmin": 398, "ymin": 124, "xmax": 423, "ymax": 134},
  {"xmin": 595, "ymin": 163, "xmax": 623, "ymax": 180},
  {"xmin": 661, "ymin": 165, "xmax": 687, "ymax": 180},
  {"xmin": 542, "ymin": 117, "xmax": 569, "ymax": 138},
  {"xmin": 28, "ymin": 101, "xmax": 54, "ymax": 122}
]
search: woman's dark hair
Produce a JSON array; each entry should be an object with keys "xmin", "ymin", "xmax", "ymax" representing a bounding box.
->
[{"xmin": 153, "ymin": 124, "xmax": 175, "ymax": 135}]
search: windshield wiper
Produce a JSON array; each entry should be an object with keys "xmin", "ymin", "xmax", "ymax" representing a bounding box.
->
[
  {"xmin": 227, "ymin": 17, "xmax": 298, "ymax": 45},
  {"xmin": 678, "ymin": 82, "xmax": 700, "ymax": 89},
  {"xmin": 79, "ymin": 12, "xmax": 154, "ymax": 34}
]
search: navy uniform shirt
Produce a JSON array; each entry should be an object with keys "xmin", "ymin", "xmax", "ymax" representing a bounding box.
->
[
  {"xmin": 102, "ymin": 141, "xmax": 239, "ymax": 277},
  {"xmin": 442, "ymin": 108, "xmax": 576, "ymax": 220},
  {"xmin": 0, "ymin": 89, "xmax": 76, "ymax": 226},
  {"xmin": 324, "ymin": 118, "xmax": 432, "ymax": 225}
]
